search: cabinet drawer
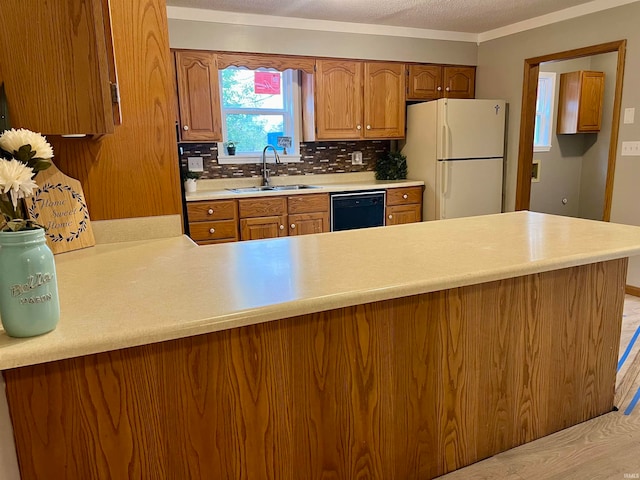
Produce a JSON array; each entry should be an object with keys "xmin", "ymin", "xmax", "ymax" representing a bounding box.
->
[
  {"xmin": 386, "ymin": 187, "xmax": 423, "ymax": 206},
  {"xmin": 187, "ymin": 200, "xmax": 237, "ymax": 221},
  {"xmin": 287, "ymin": 194, "xmax": 329, "ymax": 214},
  {"xmin": 238, "ymin": 197, "xmax": 286, "ymax": 218},
  {"xmin": 189, "ymin": 220, "xmax": 238, "ymax": 241}
]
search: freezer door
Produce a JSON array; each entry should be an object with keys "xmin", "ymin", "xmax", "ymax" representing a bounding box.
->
[
  {"xmin": 437, "ymin": 99, "xmax": 506, "ymax": 160},
  {"xmin": 436, "ymin": 158, "xmax": 503, "ymax": 219}
]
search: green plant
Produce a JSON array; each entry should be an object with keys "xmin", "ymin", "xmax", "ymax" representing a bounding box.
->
[
  {"xmin": 182, "ymin": 170, "xmax": 201, "ymax": 181},
  {"xmin": 375, "ymin": 151, "xmax": 407, "ymax": 180}
]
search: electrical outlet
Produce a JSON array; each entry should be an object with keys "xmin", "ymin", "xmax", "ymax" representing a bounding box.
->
[
  {"xmin": 351, "ymin": 151, "xmax": 363, "ymax": 165},
  {"xmin": 187, "ymin": 156, "xmax": 204, "ymax": 172},
  {"xmin": 621, "ymin": 141, "xmax": 640, "ymax": 156}
]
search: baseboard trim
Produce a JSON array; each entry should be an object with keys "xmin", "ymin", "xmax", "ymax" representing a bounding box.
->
[{"xmin": 626, "ymin": 285, "xmax": 640, "ymax": 297}]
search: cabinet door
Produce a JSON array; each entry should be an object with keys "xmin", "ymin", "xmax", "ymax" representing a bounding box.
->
[
  {"xmin": 577, "ymin": 71, "xmax": 605, "ymax": 132},
  {"xmin": 386, "ymin": 204, "xmax": 422, "ymax": 225},
  {"xmin": 289, "ymin": 212, "xmax": 329, "ymax": 236},
  {"xmin": 363, "ymin": 63, "xmax": 406, "ymax": 138},
  {"xmin": 315, "ymin": 60, "xmax": 363, "ymax": 140},
  {"xmin": 175, "ymin": 50, "xmax": 222, "ymax": 142},
  {"xmin": 240, "ymin": 216, "xmax": 287, "ymax": 241},
  {"xmin": 443, "ymin": 66, "xmax": 476, "ymax": 99},
  {"xmin": 0, "ymin": 0, "xmax": 119, "ymax": 135},
  {"xmin": 407, "ymin": 65, "xmax": 443, "ymax": 100}
]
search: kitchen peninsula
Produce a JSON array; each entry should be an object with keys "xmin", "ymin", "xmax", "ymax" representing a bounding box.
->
[{"xmin": 2, "ymin": 212, "xmax": 639, "ymax": 479}]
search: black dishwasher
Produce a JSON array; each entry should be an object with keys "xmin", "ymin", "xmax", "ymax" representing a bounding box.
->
[{"xmin": 330, "ymin": 191, "xmax": 386, "ymax": 231}]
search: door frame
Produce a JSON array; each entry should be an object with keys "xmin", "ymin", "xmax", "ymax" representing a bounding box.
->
[{"xmin": 514, "ymin": 40, "xmax": 627, "ymax": 220}]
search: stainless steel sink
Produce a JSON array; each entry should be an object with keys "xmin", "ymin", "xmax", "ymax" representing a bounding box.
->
[{"xmin": 227, "ymin": 185, "xmax": 322, "ymax": 193}]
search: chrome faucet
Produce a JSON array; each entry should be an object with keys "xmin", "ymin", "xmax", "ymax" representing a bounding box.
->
[{"xmin": 261, "ymin": 144, "xmax": 281, "ymax": 187}]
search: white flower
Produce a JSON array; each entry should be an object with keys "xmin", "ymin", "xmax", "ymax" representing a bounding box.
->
[
  {"xmin": 0, "ymin": 128, "xmax": 53, "ymax": 159},
  {"xmin": 0, "ymin": 159, "xmax": 38, "ymax": 208}
]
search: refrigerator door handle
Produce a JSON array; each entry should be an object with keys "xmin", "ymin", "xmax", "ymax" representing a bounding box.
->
[{"xmin": 442, "ymin": 160, "xmax": 449, "ymax": 196}]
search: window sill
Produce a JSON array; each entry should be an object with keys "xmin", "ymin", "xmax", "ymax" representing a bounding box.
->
[
  {"xmin": 217, "ymin": 154, "xmax": 302, "ymax": 165},
  {"xmin": 533, "ymin": 145, "xmax": 552, "ymax": 153}
]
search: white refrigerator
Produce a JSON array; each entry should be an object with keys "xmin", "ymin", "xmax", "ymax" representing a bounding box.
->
[{"xmin": 402, "ymin": 99, "xmax": 506, "ymax": 221}]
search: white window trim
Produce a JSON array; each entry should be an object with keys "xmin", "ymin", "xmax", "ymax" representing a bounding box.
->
[
  {"xmin": 533, "ymin": 71, "xmax": 556, "ymax": 153},
  {"xmin": 217, "ymin": 69, "xmax": 302, "ymax": 164}
]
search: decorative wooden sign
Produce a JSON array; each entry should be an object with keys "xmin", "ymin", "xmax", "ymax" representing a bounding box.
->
[{"xmin": 27, "ymin": 162, "xmax": 95, "ymax": 254}]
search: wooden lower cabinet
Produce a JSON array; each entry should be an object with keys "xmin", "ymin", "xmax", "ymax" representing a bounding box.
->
[
  {"xmin": 386, "ymin": 186, "xmax": 423, "ymax": 225},
  {"xmin": 4, "ymin": 259, "xmax": 627, "ymax": 479},
  {"xmin": 187, "ymin": 199, "xmax": 238, "ymax": 244},
  {"xmin": 240, "ymin": 215, "xmax": 287, "ymax": 240},
  {"xmin": 288, "ymin": 212, "xmax": 329, "ymax": 235},
  {"xmin": 387, "ymin": 204, "xmax": 421, "ymax": 225}
]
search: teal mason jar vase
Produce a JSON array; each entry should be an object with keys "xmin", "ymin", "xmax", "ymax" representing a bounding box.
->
[{"xmin": 0, "ymin": 229, "xmax": 60, "ymax": 337}]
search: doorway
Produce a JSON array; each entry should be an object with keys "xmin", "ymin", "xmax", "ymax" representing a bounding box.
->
[{"xmin": 514, "ymin": 40, "xmax": 627, "ymax": 221}]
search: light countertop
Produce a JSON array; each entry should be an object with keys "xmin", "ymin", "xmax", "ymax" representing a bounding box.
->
[
  {"xmin": 185, "ymin": 174, "xmax": 424, "ymax": 202},
  {"xmin": 2, "ymin": 211, "xmax": 640, "ymax": 370}
]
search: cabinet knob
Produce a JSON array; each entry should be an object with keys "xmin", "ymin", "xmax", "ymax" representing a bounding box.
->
[
  {"xmin": 403, "ymin": 194, "xmax": 408, "ymax": 199},
  {"xmin": 388, "ymin": 215, "xmax": 393, "ymax": 220},
  {"xmin": 207, "ymin": 208, "xmax": 214, "ymax": 215},
  {"xmin": 356, "ymin": 125, "xmax": 362, "ymax": 130},
  {"xmin": 366, "ymin": 125, "xmax": 371, "ymax": 130},
  {"xmin": 437, "ymin": 86, "xmax": 442, "ymax": 91},
  {"xmin": 445, "ymin": 87, "xmax": 450, "ymax": 92},
  {"xmin": 290, "ymin": 223, "xmax": 296, "ymax": 229},
  {"xmin": 209, "ymin": 228, "xmax": 215, "ymax": 234},
  {"xmin": 280, "ymin": 225, "xmax": 285, "ymax": 230},
  {"xmin": 183, "ymin": 125, "xmax": 190, "ymax": 131}
]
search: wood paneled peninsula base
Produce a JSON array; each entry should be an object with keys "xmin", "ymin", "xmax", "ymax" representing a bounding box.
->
[{"xmin": 2, "ymin": 213, "xmax": 639, "ymax": 479}]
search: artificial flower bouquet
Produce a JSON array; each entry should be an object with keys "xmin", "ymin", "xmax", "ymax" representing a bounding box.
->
[{"xmin": 0, "ymin": 128, "xmax": 54, "ymax": 231}]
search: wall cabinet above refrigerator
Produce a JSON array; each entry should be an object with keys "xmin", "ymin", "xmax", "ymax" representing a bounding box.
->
[{"xmin": 406, "ymin": 65, "xmax": 476, "ymax": 101}]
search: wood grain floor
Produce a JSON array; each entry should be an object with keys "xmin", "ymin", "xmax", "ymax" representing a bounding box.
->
[{"xmin": 437, "ymin": 295, "xmax": 640, "ymax": 480}]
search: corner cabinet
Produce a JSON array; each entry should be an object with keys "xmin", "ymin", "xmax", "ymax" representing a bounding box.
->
[
  {"xmin": 305, "ymin": 60, "xmax": 405, "ymax": 141},
  {"xmin": 407, "ymin": 65, "xmax": 476, "ymax": 101},
  {"xmin": 0, "ymin": 0, "xmax": 121, "ymax": 135},
  {"xmin": 557, "ymin": 70, "xmax": 605, "ymax": 134},
  {"xmin": 174, "ymin": 50, "xmax": 223, "ymax": 142}
]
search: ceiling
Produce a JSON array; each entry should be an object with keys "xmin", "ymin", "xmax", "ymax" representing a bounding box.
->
[{"xmin": 165, "ymin": 0, "xmax": 600, "ymax": 34}]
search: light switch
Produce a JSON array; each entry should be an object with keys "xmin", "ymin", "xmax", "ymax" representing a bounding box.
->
[
  {"xmin": 351, "ymin": 151, "xmax": 363, "ymax": 165},
  {"xmin": 624, "ymin": 108, "xmax": 635, "ymax": 124},
  {"xmin": 621, "ymin": 141, "xmax": 640, "ymax": 156},
  {"xmin": 187, "ymin": 156, "xmax": 204, "ymax": 172}
]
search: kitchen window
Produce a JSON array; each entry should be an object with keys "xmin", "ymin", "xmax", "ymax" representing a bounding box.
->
[
  {"xmin": 533, "ymin": 71, "xmax": 556, "ymax": 152},
  {"xmin": 217, "ymin": 67, "xmax": 301, "ymax": 163}
]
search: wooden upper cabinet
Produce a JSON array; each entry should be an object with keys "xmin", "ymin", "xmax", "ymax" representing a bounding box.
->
[
  {"xmin": 314, "ymin": 60, "xmax": 363, "ymax": 140},
  {"xmin": 311, "ymin": 60, "xmax": 405, "ymax": 140},
  {"xmin": 175, "ymin": 50, "xmax": 222, "ymax": 142},
  {"xmin": 363, "ymin": 62, "xmax": 406, "ymax": 138},
  {"xmin": 442, "ymin": 66, "xmax": 476, "ymax": 99},
  {"xmin": 0, "ymin": 0, "xmax": 120, "ymax": 135},
  {"xmin": 407, "ymin": 65, "xmax": 443, "ymax": 100},
  {"xmin": 406, "ymin": 65, "xmax": 475, "ymax": 100},
  {"xmin": 557, "ymin": 71, "xmax": 605, "ymax": 134}
]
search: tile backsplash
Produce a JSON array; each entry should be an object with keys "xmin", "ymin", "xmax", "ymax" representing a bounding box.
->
[{"xmin": 179, "ymin": 141, "xmax": 390, "ymax": 179}]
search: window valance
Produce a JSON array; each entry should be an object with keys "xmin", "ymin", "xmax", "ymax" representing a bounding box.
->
[{"xmin": 216, "ymin": 53, "xmax": 315, "ymax": 74}]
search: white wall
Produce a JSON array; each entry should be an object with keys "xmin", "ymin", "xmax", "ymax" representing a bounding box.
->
[{"xmin": 476, "ymin": 1, "xmax": 640, "ymax": 287}]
